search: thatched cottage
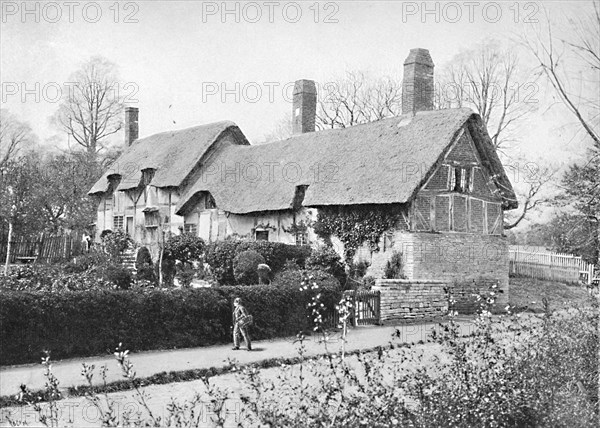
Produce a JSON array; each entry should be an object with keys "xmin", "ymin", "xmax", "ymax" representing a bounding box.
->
[{"xmin": 89, "ymin": 48, "xmax": 517, "ymax": 304}]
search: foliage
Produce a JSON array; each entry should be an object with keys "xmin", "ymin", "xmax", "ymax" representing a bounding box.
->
[
  {"xmin": 257, "ymin": 263, "xmax": 272, "ymax": 285},
  {"xmin": 348, "ymin": 259, "xmax": 370, "ymax": 279},
  {"xmin": 101, "ymin": 229, "xmax": 134, "ymax": 260},
  {"xmin": 383, "ymin": 251, "xmax": 406, "ymax": 279},
  {"xmin": 103, "ymin": 266, "xmax": 133, "ymax": 290},
  {"xmin": 0, "ymin": 273, "xmax": 342, "ymax": 365},
  {"xmin": 234, "ymin": 290, "xmax": 598, "ymax": 427},
  {"xmin": 0, "ymin": 263, "xmax": 115, "ymax": 292},
  {"xmin": 205, "ymin": 238, "xmax": 312, "ymax": 285},
  {"xmin": 163, "ymin": 233, "xmax": 205, "ymax": 264},
  {"xmin": 313, "ymin": 204, "xmax": 402, "ymax": 261},
  {"xmin": 135, "ymin": 247, "xmax": 155, "ymax": 283},
  {"xmin": 509, "ymin": 212, "xmax": 598, "ymax": 264},
  {"xmin": 305, "ymin": 245, "xmax": 346, "ymax": 284},
  {"xmin": 233, "ymin": 250, "xmax": 266, "ymax": 285},
  {"xmin": 558, "ymin": 143, "xmax": 600, "ymax": 263}
]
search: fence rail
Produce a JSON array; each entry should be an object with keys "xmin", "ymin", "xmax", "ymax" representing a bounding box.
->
[
  {"xmin": 509, "ymin": 245, "xmax": 596, "ymax": 285},
  {"xmin": 0, "ymin": 233, "xmax": 84, "ymax": 264}
]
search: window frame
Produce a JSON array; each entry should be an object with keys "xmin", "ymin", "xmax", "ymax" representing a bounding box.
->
[
  {"xmin": 113, "ymin": 215, "xmax": 124, "ymax": 230},
  {"xmin": 255, "ymin": 230, "xmax": 269, "ymax": 241}
]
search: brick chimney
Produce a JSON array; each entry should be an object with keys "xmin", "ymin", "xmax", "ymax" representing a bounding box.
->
[
  {"xmin": 292, "ymin": 79, "xmax": 317, "ymax": 134},
  {"xmin": 402, "ymin": 48, "xmax": 434, "ymax": 115},
  {"xmin": 124, "ymin": 106, "xmax": 139, "ymax": 146}
]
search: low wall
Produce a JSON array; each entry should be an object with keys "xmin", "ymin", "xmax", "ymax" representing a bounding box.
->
[{"xmin": 373, "ymin": 279, "xmax": 449, "ymax": 323}]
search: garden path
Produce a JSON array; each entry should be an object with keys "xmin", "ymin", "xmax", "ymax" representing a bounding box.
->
[{"xmin": 0, "ymin": 318, "xmax": 475, "ymax": 398}]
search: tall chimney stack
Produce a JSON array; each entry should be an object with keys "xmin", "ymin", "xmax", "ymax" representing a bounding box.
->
[
  {"xmin": 402, "ymin": 48, "xmax": 434, "ymax": 115},
  {"xmin": 292, "ymin": 80, "xmax": 317, "ymax": 134},
  {"xmin": 124, "ymin": 106, "xmax": 139, "ymax": 146}
]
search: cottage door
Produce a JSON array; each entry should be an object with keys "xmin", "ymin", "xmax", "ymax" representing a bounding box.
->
[
  {"xmin": 126, "ymin": 216, "xmax": 134, "ymax": 235},
  {"xmin": 199, "ymin": 211, "xmax": 211, "ymax": 242}
]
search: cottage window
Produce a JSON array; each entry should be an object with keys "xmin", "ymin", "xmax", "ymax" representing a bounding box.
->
[
  {"xmin": 295, "ymin": 232, "xmax": 308, "ymax": 246},
  {"xmin": 184, "ymin": 223, "xmax": 198, "ymax": 235},
  {"xmin": 144, "ymin": 209, "xmax": 159, "ymax": 228},
  {"xmin": 450, "ymin": 167, "xmax": 472, "ymax": 193},
  {"xmin": 113, "ymin": 215, "xmax": 124, "ymax": 230},
  {"xmin": 256, "ymin": 230, "xmax": 269, "ymax": 241}
]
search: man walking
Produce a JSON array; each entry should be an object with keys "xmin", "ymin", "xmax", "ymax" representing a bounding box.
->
[{"xmin": 232, "ymin": 297, "xmax": 252, "ymax": 351}]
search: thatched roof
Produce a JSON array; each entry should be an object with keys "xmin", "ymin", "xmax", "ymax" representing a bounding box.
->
[
  {"xmin": 88, "ymin": 121, "xmax": 249, "ymax": 194},
  {"xmin": 176, "ymin": 108, "xmax": 517, "ymax": 215}
]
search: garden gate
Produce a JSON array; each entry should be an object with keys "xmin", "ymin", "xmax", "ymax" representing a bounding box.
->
[{"xmin": 344, "ymin": 289, "xmax": 381, "ymax": 326}]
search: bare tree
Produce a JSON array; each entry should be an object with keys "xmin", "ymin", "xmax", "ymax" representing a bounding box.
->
[
  {"xmin": 317, "ymin": 71, "xmax": 402, "ymax": 129},
  {"xmin": 0, "ymin": 109, "xmax": 35, "ymax": 168},
  {"xmin": 437, "ymin": 39, "xmax": 536, "ymax": 154},
  {"xmin": 504, "ymin": 163, "xmax": 557, "ymax": 230},
  {"xmin": 522, "ymin": 2, "xmax": 600, "ymax": 262},
  {"xmin": 53, "ymin": 56, "xmax": 124, "ymax": 162},
  {"xmin": 521, "ymin": 3, "xmax": 599, "ymax": 147}
]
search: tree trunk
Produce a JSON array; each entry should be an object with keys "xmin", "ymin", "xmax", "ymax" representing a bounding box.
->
[{"xmin": 4, "ymin": 221, "xmax": 14, "ymax": 275}]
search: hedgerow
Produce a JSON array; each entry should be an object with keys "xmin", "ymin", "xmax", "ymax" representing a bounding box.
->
[{"xmin": 0, "ymin": 272, "xmax": 342, "ymax": 365}]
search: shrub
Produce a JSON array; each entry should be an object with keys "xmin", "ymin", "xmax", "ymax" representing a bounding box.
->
[
  {"xmin": 135, "ymin": 247, "xmax": 155, "ymax": 283},
  {"xmin": 349, "ymin": 260, "xmax": 370, "ymax": 279},
  {"xmin": 257, "ymin": 264, "xmax": 272, "ymax": 284},
  {"xmin": 0, "ymin": 277, "xmax": 342, "ymax": 365},
  {"xmin": 233, "ymin": 250, "xmax": 266, "ymax": 285},
  {"xmin": 102, "ymin": 229, "xmax": 134, "ymax": 260},
  {"xmin": 383, "ymin": 251, "xmax": 405, "ymax": 279},
  {"xmin": 102, "ymin": 266, "xmax": 133, "ymax": 290},
  {"xmin": 204, "ymin": 239, "xmax": 241, "ymax": 285},
  {"xmin": 64, "ymin": 250, "xmax": 110, "ymax": 274},
  {"xmin": 163, "ymin": 234, "xmax": 205, "ymax": 264},
  {"xmin": 306, "ymin": 245, "xmax": 346, "ymax": 284},
  {"xmin": 205, "ymin": 239, "xmax": 312, "ymax": 285},
  {"xmin": 282, "ymin": 259, "xmax": 301, "ymax": 271}
]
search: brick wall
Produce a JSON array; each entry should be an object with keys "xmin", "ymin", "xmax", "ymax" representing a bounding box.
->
[
  {"xmin": 368, "ymin": 231, "xmax": 509, "ymax": 313},
  {"xmin": 373, "ymin": 279, "xmax": 448, "ymax": 322}
]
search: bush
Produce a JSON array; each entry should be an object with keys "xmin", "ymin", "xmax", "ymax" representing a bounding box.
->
[
  {"xmin": 383, "ymin": 251, "xmax": 406, "ymax": 279},
  {"xmin": 205, "ymin": 239, "xmax": 312, "ymax": 285},
  {"xmin": 102, "ymin": 229, "xmax": 134, "ymax": 260},
  {"xmin": 135, "ymin": 247, "xmax": 155, "ymax": 283},
  {"xmin": 163, "ymin": 234, "xmax": 205, "ymax": 264},
  {"xmin": 349, "ymin": 260, "xmax": 370, "ymax": 279},
  {"xmin": 103, "ymin": 266, "xmax": 133, "ymax": 290},
  {"xmin": 305, "ymin": 245, "xmax": 346, "ymax": 284},
  {"xmin": 233, "ymin": 250, "xmax": 266, "ymax": 285},
  {"xmin": 257, "ymin": 264, "xmax": 272, "ymax": 284},
  {"xmin": 0, "ymin": 276, "xmax": 342, "ymax": 365}
]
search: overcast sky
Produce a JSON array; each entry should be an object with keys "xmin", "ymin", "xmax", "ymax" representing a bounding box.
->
[{"xmin": 1, "ymin": 0, "xmax": 597, "ymax": 197}]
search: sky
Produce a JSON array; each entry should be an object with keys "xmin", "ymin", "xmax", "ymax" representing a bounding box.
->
[{"xmin": 1, "ymin": 1, "xmax": 598, "ymax": 225}]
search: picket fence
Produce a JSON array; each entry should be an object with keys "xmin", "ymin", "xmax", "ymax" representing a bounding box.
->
[
  {"xmin": 0, "ymin": 233, "xmax": 85, "ymax": 264},
  {"xmin": 509, "ymin": 245, "xmax": 596, "ymax": 285}
]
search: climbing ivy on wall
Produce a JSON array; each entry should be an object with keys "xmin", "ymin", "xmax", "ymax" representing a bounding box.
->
[{"xmin": 313, "ymin": 204, "xmax": 404, "ymax": 261}]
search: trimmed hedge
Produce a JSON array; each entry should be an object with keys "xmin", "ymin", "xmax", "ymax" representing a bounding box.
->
[
  {"xmin": 205, "ymin": 239, "xmax": 312, "ymax": 285},
  {"xmin": 0, "ymin": 275, "xmax": 341, "ymax": 366}
]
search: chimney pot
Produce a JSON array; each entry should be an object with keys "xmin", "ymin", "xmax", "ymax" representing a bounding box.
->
[
  {"xmin": 124, "ymin": 106, "xmax": 139, "ymax": 146},
  {"xmin": 402, "ymin": 48, "xmax": 435, "ymax": 115},
  {"xmin": 292, "ymin": 80, "xmax": 317, "ymax": 134}
]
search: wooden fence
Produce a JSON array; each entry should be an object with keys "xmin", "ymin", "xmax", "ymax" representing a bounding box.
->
[
  {"xmin": 0, "ymin": 233, "xmax": 85, "ymax": 264},
  {"xmin": 509, "ymin": 245, "xmax": 596, "ymax": 285}
]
